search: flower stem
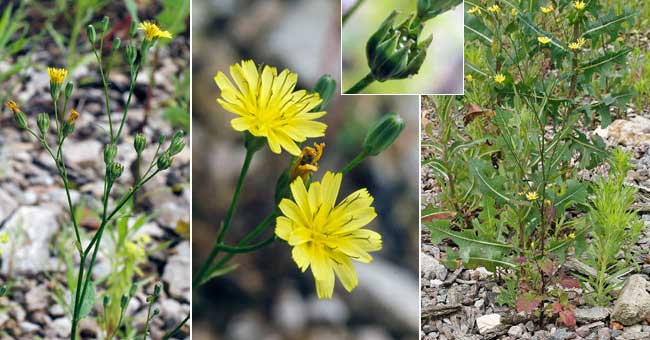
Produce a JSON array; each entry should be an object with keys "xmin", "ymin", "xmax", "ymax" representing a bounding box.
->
[
  {"xmin": 162, "ymin": 313, "xmax": 190, "ymax": 340},
  {"xmin": 341, "ymin": 151, "xmax": 368, "ymax": 174},
  {"xmin": 345, "ymin": 73, "xmax": 375, "ymax": 94},
  {"xmin": 342, "ymin": 0, "xmax": 367, "ymax": 25},
  {"xmin": 216, "ymin": 236, "xmax": 276, "ymax": 253},
  {"xmin": 193, "ymin": 148, "xmax": 256, "ymax": 286}
]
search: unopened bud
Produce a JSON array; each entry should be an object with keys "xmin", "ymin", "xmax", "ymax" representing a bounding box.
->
[
  {"xmin": 169, "ymin": 130, "xmax": 185, "ymax": 156},
  {"xmin": 104, "ymin": 144, "xmax": 118, "ymax": 164},
  {"xmin": 363, "ymin": 112, "xmax": 405, "ymax": 156},
  {"xmin": 112, "ymin": 37, "xmax": 121, "ymax": 52},
  {"xmin": 312, "ymin": 75, "xmax": 336, "ymax": 112},
  {"xmin": 134, "ymin": 133, "xmax": 146, "ymax": 153},
  {"xmin": 103, "ymin": 295, "xmax": 110, "ymax": 307},
  {"xmin": 120, "ymin": 294, "xmax": 129, "ymax": 308},
  {"xmin": 108, "ymin": 162, "xmax": 124, "ymax": 181},
  {"xmin": 100, "ymin": 16, "xmax": 110, "ymax": 32},
  {"xmin": 65, "ymin": 83, "xmax": 74, "ymax": 99},
  {"xmin": 87, "ymin": 25, "xmax": 96, "ymax": 44},
  {"xmin": 37, "ymin": 113, "xmax": 50, "ymax": 136},
  {"xmin": 157, "ymin": 152, "xmax": 172, "ymax": 170}
]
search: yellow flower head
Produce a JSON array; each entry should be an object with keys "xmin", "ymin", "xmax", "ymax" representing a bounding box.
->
[
  {"xmin": 0, "ymin": 233, "xmax": 8, "ymax": 244},
  {"xmin": 541, "ymin": 4, "xmax": 554, "ymax": 14},
  {"xmin": 544, "ymin": 199, "xmax": 552, "ymax": 205},
  {"xmin": 468, "ymin": 6, "xmax": 481, "ymax": 14},
  {"xmin": 138, "ymin": 21, "xmax": 172, "ymax": 41},
  {"xmin": 511, "ymin": 8, "xmax": 518, "ymax": 16},
  {"xmin": 465, "ymin": 74, "xmax": 473, "ymax": 82},
  {"xmin": 6, "ymin": 100, "xmax": 20, "ymax": 115},
  {"xmin": 488, "ymin": 5, "xmax": 501, "ymax": 13},
  {"xmin": 538, "ymin": 36, "xmax": 551, "ymax": 45},
  {"xmin": 215, "ymin": 60, "xmax": 327, "ymax": 156},
  {"xmin": 569, "ymin": 37, "xmax": 587, "ymax": 50},
  {"xmin": 47, "ymin": 67, "xmax": 68, "ymax": 85},
  {"xmin": 574, "ymin": 1, "xmax": 586, "ymax": 10},
  {"xmin": 494, "ymin": 73, "xmax": 506, "ymax": 84},
  {"xmin": 67, "ymin": 109, "xmax": 79, "ymax": 124},
  {"xmin": 526, "ymin": 191, "xmax": 538, "ymax": 201},
  {"xmin": 568, "ymin": 232, "xmax": 576, "ymax": 239},
  {"xmin": 275, "ymin": 172, "xmax": 381, "ymax": 299},
  {"xmin": 290, "ymin": 142, "xmax": 325, "ymax": 181}
]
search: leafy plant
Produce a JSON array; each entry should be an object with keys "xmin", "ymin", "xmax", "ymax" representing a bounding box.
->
[{"xmin": 580, "ymin": 148, "xmax": 643, "ymax": 305}]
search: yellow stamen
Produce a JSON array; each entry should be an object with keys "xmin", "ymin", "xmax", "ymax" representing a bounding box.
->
[
  {"xmin": 538, "ymin": 36, "xmax": 551, "ymax": 45},
  {"xmin": 526, "ymin": 191, "xmax": 538, "ymax": 201}
]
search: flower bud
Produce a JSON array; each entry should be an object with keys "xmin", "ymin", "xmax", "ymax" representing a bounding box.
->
[
  {"xmin": 14, "ymin": 111, "xmax": 28, "ymax": 130},
  {"xmin": 101, "ymin": 16, "xmax": 110, "ymax": 32},
  {"xmin": 311, "ymin": 75, "xmax": 336, "ymax": 112},
  {"xmin": 0, "ymin": 286, "xmax": 6, "ymax": 296},
  {"xmin": 129, "ymin": 284, "xmax": 138, "ymax": 297},
  {"xmin": 104, "ymin": 144, "xmax": 118, "ymax": 164},
  {"xmin": 108, "ymin": 161, "xmax": 124, "ymax": 181},
  {"xmin": 129, "ymin": 21, "xmax": 137, "ymax": 38},
  {"xmin": 103, "ymin": 295, "xmax": 110, "ymax": 307},
  {"xmin": 112, "ymin": 37, "xmax": 121, "ymax": 52},
  {"xmin": 157, "ymin": 152, "xmax": 172, "ymax": 170},
  {"xmin": 363, "ymin": 112, "xmax": 405, "ymax": 156},
  {"xmin": 37, "ymin": 113, "xmax": 49, "ymax": 135},
  {"xmin": 244, "ymin": 131, "xmax": 266, "ymax": 153},
  {"xmin": 134, "ymin": 133, "xmax": 146, "ymax": 154},
  {"xmin": 153, "ymin": 282, "xmax": 162, "ymax": 297},
  {"xmin": 366, "ymin": 12, "xmax": 432, "ymax": 81},
  {"xmin": 158, "ymin": 133, "xmax": 167, "ymax": 145},
  {"xmin": 153, "ymin": 308, "xmax": 160, "ymax": 316},
  {"xmin": 65, "ymin": 82, "xmax": 74, "ymax": 99},
  {"xmin": 120, "ymin": 294, "xmax": 129, "ymax": 309},
  {"xmin": 124, "ymin": 45, "xmax": 137, "ymax": 65},
  {"xmin": 417, "ymin": 0, "xmax": 463, "ymax": 21},
  {"xmin": 87, "ymin": 25, "xmax": 96, "ymax": 44},
  {"xmin": 169, "ymin": 130, "xmax": 185, "ymax": 156}
]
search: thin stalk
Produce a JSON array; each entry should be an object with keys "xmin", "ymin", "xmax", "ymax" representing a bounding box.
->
[
  {"xmin": 162, "ymin": 313, "xmax": 190, "ymax": 340},
  {"xmin": 341, "ymin": 151, "xmax": 368, "ymax": 174},
  {"xmin": 93, "ymin": 47, "xmax": 114, "ymax": 141},
  {"xmin": 216, "ymin": 236, "xmax": 276, "ymax": 253},
  {"xmin": 342, "ymin": 0, "xmax": 367, "ymax": 25},
  {"xmin": 345, "ymin": 73, "xmax": 375, "ymax": 94}
]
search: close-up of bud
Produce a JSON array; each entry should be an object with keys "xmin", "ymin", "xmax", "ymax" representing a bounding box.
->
[
  {"xmin": 157, "ymin": 152, "xmax": 172, "ymax": 170},
  {"xmin": 108, "ymin": 161, "xmax": 124, "ymax": 181},
  {"xmin": 100, "ymin": 16, "xmax": 110, "ymax": 32},
  {"xmin": 366, "ymin": 12, "xmax": 432, "ymax": 82},
  {"xmin": 112, "ymin": 37, "xmax": 121, "ymax": 52},
  {"xmin": 120, "ymin": 294, "xmax": 129, "ymax": 309},
  {"xmin": 311, "ymin": 75, "xmax": 336, "ymax": 112},
  {"xmin": 62, "ymin": 109, "xmax": 79, "ymax": 137},
  {"xmin": 65, "ymin": 82, "xmax": 74, "ymax": 99},
  {"xmin": 363, "ymin": 112, "xmax": 406, "ymax": 156},
  {"xmin": 104, "ymin": 144, "xmax": 118, "ymax": 164},
  {"xmin": 134, "ymin": 132, "xmax": 147, "ymax": 153},
  {"xmin": 124, "ymin": 45, "xmax": 137, "ymax": 65},
  {"xmin": 37, "ymin": 112, "xmax": 50, "ymax": 136},
  {"xmin": 6, "ymin": 100, "xmax": 27, "ymax": 130},
  {"xmin": 169, "ymin": 130, "xmax": 186, "ymax": 156},
  {"xmin": 87, "ymin": 25, "xmax": 96, "ymax": 44}
]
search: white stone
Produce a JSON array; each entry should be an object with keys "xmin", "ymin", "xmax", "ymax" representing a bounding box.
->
[
  {"xmin": 476, "ymin": 313, "xmax": 501, "ymax": 334},
  {"xmin": 162, "ymin": 241, "xmax": 190, "ymax": 301}
]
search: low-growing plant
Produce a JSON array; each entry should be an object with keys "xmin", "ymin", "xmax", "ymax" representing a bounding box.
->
[
  {"xmin": 423, "ymin": 0, "xmax": 639, "ymax": 328},
  {"xmin": 6, "ymin": 16, "xmax": 185, "ymax": 339},
  {"xmin": 580, "ymin": 148, "xmax": 643, "ymax": 305}
]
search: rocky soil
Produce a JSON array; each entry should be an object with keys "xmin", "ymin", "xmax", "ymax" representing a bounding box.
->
[
  {"xmin": 421, "ymin": 103, "xmax": 650, "ymax": 339},
  {"xmin": 0, "ymin": 12, "xmax": 190, "ymax": 340}
]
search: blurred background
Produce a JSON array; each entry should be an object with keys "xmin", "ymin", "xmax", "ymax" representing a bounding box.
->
[
  {"xmin": 192, "ymin": 0, "xmax": 420, "ymax": 339},
  {"xmin": 341, "ymin": 0, "xmax": 464, "ymax": 94}
]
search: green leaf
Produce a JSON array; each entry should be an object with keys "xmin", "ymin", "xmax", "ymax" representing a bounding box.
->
[
  {"xmin": 78, "ymin": 281, "xmax": 96, "ymax": 318},
  {"xmin": 579, "ymin": 48, "xmax": 632, "ymax": 79},
  {"xmin": 470, "ymin": 159, "xmax": 511, "ymax": 203},
  {"xmin": 157, "ymin": 0, "xmax": 190, "ymax": 39},
  {"xmin": 582, "ymin": 11, "xmax": 635, "ymax": 40},
  {"xmin": 516, "ymin": 14, "xmax": 565, "ymax": 50},
  {"xmin": 199, "ymin": 264, "xmax": 239, "ymax": 286}
]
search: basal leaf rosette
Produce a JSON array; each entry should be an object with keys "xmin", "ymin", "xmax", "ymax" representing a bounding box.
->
[
  {"xmin": 275, "ymin": 172, "xmax": 382, "ymax": 299},
  {"xmin": 215, "ymin": 60, "xmax": 327, "ymax": 156}
]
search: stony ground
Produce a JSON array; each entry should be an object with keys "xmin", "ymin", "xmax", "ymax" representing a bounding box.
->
[
  {"xmin": 0, "ymin": 26, "xmax": 190, "ymax": 340},
  {"xmin": 420, "ymin": 99, "xmax": 650, "ymax": 340}
]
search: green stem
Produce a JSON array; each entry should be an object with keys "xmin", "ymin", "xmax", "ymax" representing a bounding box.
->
[
  {"xmin": 162, "ymin": 313, "xmax": 190, "ymax": 340},
  {"xmin": 341, "ymin": 151, "xmax": 368, "ymax": 174},
  {"xmin": 216, "ymin": 236, "xmax": 276, "ymax": 253},
  {"xmin": 345, "ymin": 73, "xmax": 375, "ymax": 94},
  {"xmin": 342, "ymin": 0, "xmax": 367, "ymax": 25},
  {"xmin": 93, "ymin": 47, "xmax": 114, "ymax": 141},
  {"xmin": 193, "ymin": 149, "xmax": 256, "ymax": 286}
]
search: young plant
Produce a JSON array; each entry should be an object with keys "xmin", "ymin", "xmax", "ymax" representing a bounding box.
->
[
  {"xmin": 6, "ymin": 17, "xmax": 185, "ymax": 339},
  {"xmin": 581, "ymin": 148, "xmax": 642, "ymax": 305},
  {"xmin": 343, "ymin": 0, "xmax": 463, "ymax": 93}
]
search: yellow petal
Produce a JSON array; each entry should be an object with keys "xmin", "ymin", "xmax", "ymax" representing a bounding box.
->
[
  {"xmin": 275, "ymin": 216, "xmax": 293, "ymax": 241},
  {"xmin": 292, "ymin": 244, "xmax": 311, "ymax": 271},
  {"xmin": 331, "ymin": 253, "xmax": 358, "ymax": 292}
]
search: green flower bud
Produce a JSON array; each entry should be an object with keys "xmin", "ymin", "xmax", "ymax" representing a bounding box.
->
[
  {"xmin": 129, "ymin": 21, "xmax": 137, "ymax": 38},
  {"xmin": 120, "ymin": 294, "xmax": 129, "ymax": 309},
  {"xmin": 153, "ymin": 308, "xmax": 160, "ymax": 316},
  {"xmin": 134, "ymin": 133, "xmax": 146, "ymax": 154},
  {"xmin": 311, "ymin": 75, "xmax": 336, "ymax": 112},
  {"xmin": 87, "ymin": 25, "xmax": 96, "ymax": 45},
  {"xmin": 112, "ymin": 37, "xmax": 121, "ymax": 52},
  {"xmin": 14, "ymin": 111, "xmax": 28, "ymax": 130},
  {"xmin": 153, "ymin": 282, "xmax": 162, "ymax": 297},
  {"xmin": 104, "ymin": 144, "xmax": 118, "ymax": 164},
  {"xmin": 157, "ymin": 152, "xmax": 172, "ymax": 170},
  {"xmin": 101, "ymin": 16, "xmax": 110, "ymax": 32},
  {"xmin": 65, "ymin": 82, "xmax": 74, "ymax": 99},
  {"xmin": 158, "ymin": 133, "xmax": 167, "ymax": 145},
  {"xmin": 363, "ymin": 112, "xmax": 405, "ymax": 156},
  {"xmin": 124, "ymin": 45, "xmax": 137, "ymax": 65},
  {"xmin": 366, "ymin": 12, "xmax": 431, "ymax": 81},
  {"xmin": 108, "ymin": 161, "xmax": 124, "ymax": 181},
  {"xmin": 417, "ymin": 0, "xmax": 463, "ymax": 21},
  {"xmin": 103, "ymin": 295, "xmax": 110, "ymax": 307},
  {"xmin": 129, "ymin": 284, "xmax": 138, "ymax": 297},
  {"xmin": 244, "ymin": 131, "xmax": 266, "ymax": 153},
  {"xmin": 37, "ymin": 113, "xmax": 49, "ymax": 136},
  {"xmin": 169, "ymin": 130, "xmax": 185, "ymax": 156}
]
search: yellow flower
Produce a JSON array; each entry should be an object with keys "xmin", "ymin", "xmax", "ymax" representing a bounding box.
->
[
  {"xmin": 138, "ymin": 21, "xmax": 172, "ymax": 41},
  {"xmin": 511, "ymin": 8, "xmax": 518, "ymax": 16},
  {"xmin": 468, "ymin": 6, "xmax": 481, "ymax": 14},
  {"xmin": 541, "ymin": 4, "xmax": 554, "ymax": 14},
  {"xmin": 290, "ymin": 143, "xmax": 325, "ymax": 181},
  {"xmin": 538, "ymin": 36, "xmax": 551, "ymax": 45},
  {"xmin": 465, "ymin": 74, "xmax": 473, "ymax": 82},
  {"xmin": 531, "ymin": 241, "xmax": 536, "ymax": 249},
  {"xmin": 526, "ymin": 191, "xmax": 538, "ymax": 201},
  {"xmin": 215, "ymin": 60, "xmax": 327, "ymax": 156},
  {"xmin": 47, "ymin": 67, "xmax": 68, "ymax": 85},
  {"xmin": 6, "ymin": 100, "xmax": 20, "ymax": 115},
  {"xmin": 568, "ymin": 233, "xmax": 576, "ymax": 239},
  {"xmin": 0, "ymin": 233, "xmax": 8, "ymax": 244},
  {"xmin": 488, "ymin": 5, "xmax": 500, "ymax": 13},
  {"xmin": 275, "ymin": 172, "xmax": 381, "ymax": 299},
  {"xmin": 569, "ymin": 37, "xmax": 586, "ymax": 50},
  {"xmin": 494, "ymin": 73, "xmax": 506, "ymax": 84},
  {"xmin": 574, "ymin": 1, "xmax": 586, "ymax": 10},
  {"xmin": 544, "ymin": 199, "xmax": 552, "ymax": 205},
  {"xmin": 67, "ymin": 109, "xmax": 79, "ymax": 124}
]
